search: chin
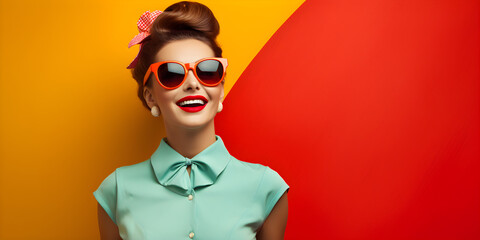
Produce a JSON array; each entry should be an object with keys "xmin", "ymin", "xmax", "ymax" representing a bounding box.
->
[
  {"xmin": 176, "ymin": 117, "xmax": 215, "ymax": 130},
  {"xmin": 165, "ymin": 108, "xmax": 217, "ymax": 130}
]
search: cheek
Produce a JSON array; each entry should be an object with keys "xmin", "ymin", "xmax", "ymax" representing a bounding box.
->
[
  {"xmin": 158, "ymin": 94, "xmax": 170, "ymax": 103},
  {"xmin": 154, "ymin": 88, "xmax": 176, "ymax": 108},
  {"xmin": 208, "ymin": 87, "xmax": 223, "ymax": 102}
]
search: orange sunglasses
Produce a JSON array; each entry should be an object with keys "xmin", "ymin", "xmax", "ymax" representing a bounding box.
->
[{"xmin": 143, "ymin": 57, "xmax": 228, "ymax": 89}]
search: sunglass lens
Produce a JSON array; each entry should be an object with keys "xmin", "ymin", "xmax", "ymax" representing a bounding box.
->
[
  {"xmin": 196, "ymin": 60, "xmax": 224, "ymax": 85},
  {"xmin": 157, "ymin": 62, "xmax": 185, "ymax": 88}
]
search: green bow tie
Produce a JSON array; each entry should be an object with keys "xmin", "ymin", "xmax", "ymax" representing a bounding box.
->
[{"xmin": 150, "ymin": 135, "xmax": 232, "ymax": 193}]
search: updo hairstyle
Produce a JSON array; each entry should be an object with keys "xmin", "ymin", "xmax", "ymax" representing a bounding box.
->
[{"xmin": 131, "ymin": 1, "xmax": 223, "ymax": 111}]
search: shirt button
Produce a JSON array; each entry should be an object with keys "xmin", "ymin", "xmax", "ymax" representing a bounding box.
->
[
  {"xmin": 189, "ymin": 232, "xmax": 195, "ymax": 238},
  {"xmin": 188, "ymin": 194, "xmax": 193, "ymax": 200}
]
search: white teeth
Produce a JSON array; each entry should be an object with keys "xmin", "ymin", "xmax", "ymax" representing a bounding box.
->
[{"xmin": 179, "ymin": 99, "xmax": 205, "ymax": 106}]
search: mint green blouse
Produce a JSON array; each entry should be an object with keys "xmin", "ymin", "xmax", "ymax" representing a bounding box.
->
[{"xmin": 93, "ymin": 135, "xmax": 289, "ymax": 240}]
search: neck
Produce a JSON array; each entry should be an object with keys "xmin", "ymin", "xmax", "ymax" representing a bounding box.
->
[{"xmin": 164, "ymin": 120, "xmax": 217, "ymax": 159}]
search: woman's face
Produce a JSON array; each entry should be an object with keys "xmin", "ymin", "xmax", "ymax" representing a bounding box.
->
[{"xmin": 144, "ymin": 39, "xmax": 225, "ymax": 130}]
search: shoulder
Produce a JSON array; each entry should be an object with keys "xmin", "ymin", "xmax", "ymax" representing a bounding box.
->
[
  {"xmin": 227, "ymin": 156, "xmax": 286, "ymax": 181},
  {"xmin": 112, "ymin": 159, "xmax": 158, "ymax": 189},
  {"xmin": 226, "ymin": 156, "xmax": 289, "ymax": 193},
  {"xmin": 115, "ymin": 159, "xmax": 152, "ymax": 176},
  {"xmin": 93, "ymin": 159, "xmax": 154, "ymax": 222},
  {"xmin": 228, "ymin": 156, "xmax": 290, "ymax": 219},
  {"xmin": 225, "ymin": 155, "xmax": 270, "ymax": 180},
  {"xmin": 94, "ymin": 159, "xmax": 153, "ymax": 195},
  {"xmin": 229, "ymin": 156, "xmax": 266, "ymax": 171}
]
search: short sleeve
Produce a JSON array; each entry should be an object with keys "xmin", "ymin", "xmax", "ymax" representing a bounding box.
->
[
  {"xmin": 260, "ymin": 166, "xmax": 290, "ymax": 219},
  {"xmin": 93, "ymin": 169, "xmax": 118, "ymax": 224}
]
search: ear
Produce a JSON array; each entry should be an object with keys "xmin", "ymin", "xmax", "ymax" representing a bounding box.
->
[
  {"xmin": 143, "ymin": 86, "xmax": 157, "ymax": 109},
  {"xmin": 219, "ymin": 81, "xmax": 225, "ymax": 103}
]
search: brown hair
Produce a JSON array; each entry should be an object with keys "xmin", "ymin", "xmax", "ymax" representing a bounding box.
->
[{"xmin": 131, "ymin": 1, "xmax": 223, "ymax": 110}]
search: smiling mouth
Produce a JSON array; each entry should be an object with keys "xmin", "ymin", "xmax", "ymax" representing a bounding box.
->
[
  {"xmin": 177, "ymin": 99, "xmax": 206, "ymax": 107},
  {"xmin": 176, "ymin": 95, "xmax": 208, "ymax": 112}
]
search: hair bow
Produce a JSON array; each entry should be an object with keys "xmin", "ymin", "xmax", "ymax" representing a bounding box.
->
[{"xmin": 127, "ymin": 10, "xmax": 162, "ymax": 69}]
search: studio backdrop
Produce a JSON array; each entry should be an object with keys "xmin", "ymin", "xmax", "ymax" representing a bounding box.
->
[{"xmin": 0, "ymin": 0, "xmax": 478, "ymax": 239}]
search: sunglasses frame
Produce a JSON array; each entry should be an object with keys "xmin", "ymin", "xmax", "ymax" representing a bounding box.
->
[{"xmin": 143, "ymin": 57, "xmax": 228, "ymax": 89}]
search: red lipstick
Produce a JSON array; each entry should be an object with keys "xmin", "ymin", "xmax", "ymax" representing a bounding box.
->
[{"xmin": 176, "ymin": 95, "xmax": 208, "ymax": 113}]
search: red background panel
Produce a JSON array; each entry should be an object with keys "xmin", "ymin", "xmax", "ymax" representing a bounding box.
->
[{"xmin": 216, "ymin": 0, "xmax": 480, "ymax": 239}]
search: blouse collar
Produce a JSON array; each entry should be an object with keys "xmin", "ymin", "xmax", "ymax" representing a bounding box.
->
[{"xmin": 150, "ymin": 135, "xmax": 232, "ymax": 192}]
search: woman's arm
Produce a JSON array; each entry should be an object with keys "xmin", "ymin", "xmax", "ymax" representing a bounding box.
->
[
  {"xmin": 97, "ymin": 203, "xmax": 122, "ymax": 240},
  {"xmin": 256, "ymin": 191, "xmax": 289, "ymax": 240}
]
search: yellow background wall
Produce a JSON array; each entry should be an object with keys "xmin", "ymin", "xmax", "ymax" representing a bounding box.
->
[{"xmin": 0, "ymin": 0, "xmax": 303, "ymax": 238}]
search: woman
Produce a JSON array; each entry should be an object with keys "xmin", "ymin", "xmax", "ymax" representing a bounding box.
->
[{"xmin": 94, "ymin": 1, "xmax": 289, "ymax": 239}]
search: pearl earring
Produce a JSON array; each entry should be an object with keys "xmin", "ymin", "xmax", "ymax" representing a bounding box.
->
[
  {"xmin": 151, "ymin": 106, "xmax": 160, "ymax": 117},
  {"xmin": 217, "ymin": 102, "xmax": 223, "ymax": 113}
]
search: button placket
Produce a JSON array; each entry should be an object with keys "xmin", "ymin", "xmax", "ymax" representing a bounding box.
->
[
  {"xmin": 185, "ymin": 158, "xmax": 196, "ymax": 239},
  {"xmin": 187, "ymin": 188, "xmax": 195, "ymax": 201},
  {"xmin": 187, "ymin": 189, "xmax": 196, "ymax": 239}
]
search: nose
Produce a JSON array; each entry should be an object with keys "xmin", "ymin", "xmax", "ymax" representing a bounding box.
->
[{"xmin": 182, "ymin": 69, "xmax": 201, "ymax": 91}]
